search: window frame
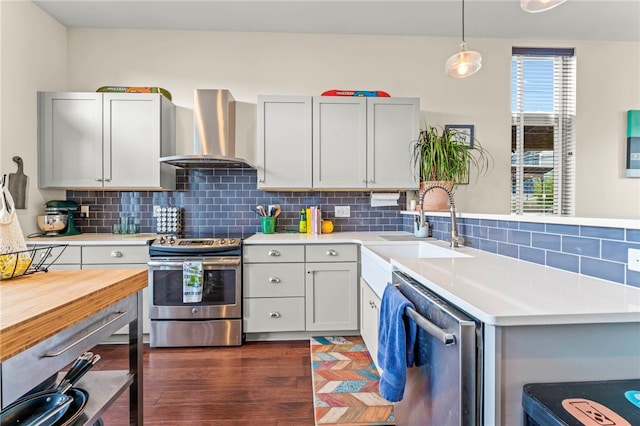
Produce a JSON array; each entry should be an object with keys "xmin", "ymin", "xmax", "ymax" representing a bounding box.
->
[{"xmin": 511, "ymin": 47, "xmax": 576, "ymax": 216}]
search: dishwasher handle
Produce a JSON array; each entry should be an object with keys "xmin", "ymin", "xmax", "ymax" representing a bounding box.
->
[{"xmin": 406, "ymin": 306, "xmax": 456, "ymax": 346}]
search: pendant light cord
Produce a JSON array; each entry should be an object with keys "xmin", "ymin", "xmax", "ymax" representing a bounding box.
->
[{"xmin": 461, "ymin": 0, "xmax": 466, "ymax": 44}]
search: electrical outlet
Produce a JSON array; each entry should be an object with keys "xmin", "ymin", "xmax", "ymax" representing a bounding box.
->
[
  {"xmin": 80, "ymin": 205, "xmax": 89, "ymax": 218},
  {"xmin": 335, "ymin": 206, "xmax": 350, "ymax": 218},
  {"xmin": 153, "ymin": 205, "xmax": 162, "ymax": 218},
  {"xmin": 629, "ymin": 248, "xmax": 640, "ymax": 272}
]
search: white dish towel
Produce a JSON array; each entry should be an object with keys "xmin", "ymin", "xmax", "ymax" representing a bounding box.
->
[{"xmin": 183, "ymin": 261, "xmax": 203, "ymax": 303}]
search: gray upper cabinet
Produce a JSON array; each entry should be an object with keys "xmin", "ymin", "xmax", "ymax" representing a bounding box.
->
[
  {"xmin": 258, "ymin": 95, "xmax": 419, "ymax": 190},
  {"xmin": 366, "ymin": 97, "xmax": 420, "ymax": 190},
  {"xmin": 38, "ymin": 92, "xmax": 176, "ymax": 190},
  {"xmin": 312, "ymin": 97, "xmax": 367, "ymax": 189},
  {"xmin": 257, "ymin": 96, "xmax": 312, "ymax": 189}
]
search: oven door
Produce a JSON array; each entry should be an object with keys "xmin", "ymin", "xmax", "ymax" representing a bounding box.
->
[{"xmin": 148, "ymin": 257, "xmax": 241, "ymax": 320}]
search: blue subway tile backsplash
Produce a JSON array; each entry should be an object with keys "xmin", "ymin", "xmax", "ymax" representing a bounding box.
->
[
  {"xmin": 561, "ymin": 236, "xmax": 600, "ymax": 258},
  {"xmin": 420, "ymin": 214, "xmax": 637, "ymax": 287},
  {"xmin": 67, "ymin": 168, "xmax": 637, "ymax": 287}
]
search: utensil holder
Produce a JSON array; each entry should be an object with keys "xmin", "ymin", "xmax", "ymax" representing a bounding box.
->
[
  {"xmin": 260, "ymin": 217, "xmax": 276, "ymax": 234},
  {"xmin": 414, "ymin": 221, "xmax": 428, "ymax": 238}
]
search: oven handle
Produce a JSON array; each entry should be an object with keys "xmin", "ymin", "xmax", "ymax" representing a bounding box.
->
[{"xmin": 148, "ymin": 258, "xmax": 241, "ymax": 267}]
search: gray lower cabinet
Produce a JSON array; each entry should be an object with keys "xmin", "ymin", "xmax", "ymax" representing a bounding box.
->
[
  {"xmin": 243, "ymin": 245, "xmax": 306, "ymax": 333},
  {"xmin": 243, "ymin": 243, "xmax": 359, "ymax": 334},
  {"xmin": 29, "ymin": 245, "xmax": 81, "ymax": 270},
  {"xmin": 360, "ymin": 278, "xmax": 381, "ymax": 369}
]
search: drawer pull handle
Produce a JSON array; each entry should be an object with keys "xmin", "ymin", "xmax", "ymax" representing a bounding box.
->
[
  {"xmin": 111, "ymin": 250, "xmax": 123, "ymax": 258},
  {"xmin": 269, "ymin": 311, "xmax": 281, "ymax": 318},
  {"xmin": 44, "ymin": 311, "xmax": 127, "ymax": 357},
  {"xmin": 268, "ymin": 250, "xmax": 280, "ymax": 257},
  {"xmin": 326, "ymin": 249, "xmax": 337, "ymax": 256},
  {"xmin": 269, "ymin": 277, "xmax": 281, "ymax": 283}
]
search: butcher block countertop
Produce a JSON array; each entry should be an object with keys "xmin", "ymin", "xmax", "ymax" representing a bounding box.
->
[{"xmin": 0, "ymin": 269, "xmax": 146, "ymax": 362}]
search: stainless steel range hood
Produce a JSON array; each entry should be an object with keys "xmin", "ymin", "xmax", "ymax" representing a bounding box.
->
[{"xmin": 160, "ymin": 89, "xmax": 254, "ymax": 169}]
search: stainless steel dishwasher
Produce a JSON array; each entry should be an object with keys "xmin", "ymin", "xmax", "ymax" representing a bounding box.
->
[{"xmin": 392, "ymin": 270, "xmax": 483, "ymax": 426}]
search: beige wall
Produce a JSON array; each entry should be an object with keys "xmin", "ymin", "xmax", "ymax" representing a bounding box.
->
[
  {"xmin": 1, "ymin": 0, "xmax": 67, "ymax": 235},
  {"xmin": 2, "ymin": 3, "xmax": 639, "ymax": 224}
]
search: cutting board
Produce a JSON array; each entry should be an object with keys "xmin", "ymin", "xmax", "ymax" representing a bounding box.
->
[{"xmin": 8, "ymin": 156, "xmax": 27, "ymax": 209}]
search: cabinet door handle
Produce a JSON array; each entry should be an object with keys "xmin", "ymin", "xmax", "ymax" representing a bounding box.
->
[
  {"xmin": 269, "ymin": 311, "xmax": 281, "ymax": 318},
  {"xmin": 95, "ymin": 178, "xmax": 103, "ymax": 182},
  {"xmin": 268, "ymin": 276, "xmax": 281, "ymax": 283},
  {"xmin": 111, "ymin": 250, "xmax": 123, "ymax": 258},
  {"xmin": 44, "ymin": 311, "xmax": 127, "ymax": 357},
  {"xmin": 268, "ymin": 249, "xmax": 280, "ymax": 257},
  {"xmin": 326, "ymin": 249, "xmax": 337, "ymax": 256},
  {"xmin": 104, "ymin": 178, "xmax": 112, "ymax": 182}
]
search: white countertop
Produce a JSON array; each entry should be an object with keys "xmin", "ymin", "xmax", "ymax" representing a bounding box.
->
[
  {"xmin": 27, "ymin": 233, "xmax": 158, "ymax": 246},
  {"xmin": 245, "ymin": 232, "xmax": 640, "ymax": 327},
  {"xmin": 244, "ymin": 231, "xmax": 424, "ymax": 244}
]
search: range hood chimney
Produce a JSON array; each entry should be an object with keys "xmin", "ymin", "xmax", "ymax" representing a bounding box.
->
[{"xmin": 160, "ymin": 89, "xmax": 254, "ymax": 169}]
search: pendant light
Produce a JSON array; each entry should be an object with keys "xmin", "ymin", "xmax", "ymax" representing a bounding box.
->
[
  {"xmin": 520, "ymin": 0, "xmax": 567, "ymax": 13},
  {"xmin": 445, "ymin": 0, "xmax": 482, "ymax": 78}
]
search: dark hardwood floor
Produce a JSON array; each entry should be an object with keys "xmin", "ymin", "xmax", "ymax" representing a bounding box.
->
[{"xmin": 92, "ymin": 341, "xmax": 315, "ymax": 425}]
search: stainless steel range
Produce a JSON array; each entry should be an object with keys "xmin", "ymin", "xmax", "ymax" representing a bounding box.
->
[{"xmin": 148, "ymin": 236, "xmax": 242, "ymax": 347}]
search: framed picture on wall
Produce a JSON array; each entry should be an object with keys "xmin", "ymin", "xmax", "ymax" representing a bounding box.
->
[{"xmin": 445, "ymin": 124, "xmax": 474, "ymax": 148}]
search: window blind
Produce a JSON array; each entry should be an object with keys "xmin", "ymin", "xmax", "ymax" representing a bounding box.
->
[{"xmin": 511, "ymin": 47, "xmax": 576, "ymax": 215}]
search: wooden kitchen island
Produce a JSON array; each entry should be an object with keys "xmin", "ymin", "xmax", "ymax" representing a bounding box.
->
[{"xmin": 0, "ymin": 269, "xmax": 146, "ymax": 425}]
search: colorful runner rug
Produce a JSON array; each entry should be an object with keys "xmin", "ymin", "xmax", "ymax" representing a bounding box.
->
[{"xmin": 311, "ymin": 336, "xmax": 395, "ymax": 425}]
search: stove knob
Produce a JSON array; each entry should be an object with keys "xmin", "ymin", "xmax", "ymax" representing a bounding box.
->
[
  {"xmin": 192, "ymin": 308, "xmax": 198, "ymax": 314},
  {"xmin": 169, "ymin": 235, "xmax": 177, "ymax": 244},
  {"xmin": 218, "ymin": 239, "xmax": 225, "ymax": 245},
  {"xmin": 229, "ymin": 238, "xmax": 236, "ymax": 245},
  {"xmin": 158, "ymin": 236, "xmax": 166, "ymax": 244}
]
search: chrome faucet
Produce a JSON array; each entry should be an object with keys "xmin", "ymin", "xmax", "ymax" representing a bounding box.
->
[{"xmin": 419, "ymin": 183, "xmax": 465, "ymax": 248}]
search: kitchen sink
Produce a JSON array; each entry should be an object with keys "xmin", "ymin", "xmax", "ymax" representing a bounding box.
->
[
  {"xmin": 361, "ymin": 241, "xmax": 471, "ymax": 297},
  {"xmin": 366, "ymin": 241, "xmax": 471, "ymax": 262},
  {"xmin": 377, "ymin": 235, "xmax": 436, "ymax": 242}
]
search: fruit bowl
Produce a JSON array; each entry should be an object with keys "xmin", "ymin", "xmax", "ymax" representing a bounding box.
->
[{"xmin": 0, "ymin": 245, "xmax": 67, "ymax": 280}]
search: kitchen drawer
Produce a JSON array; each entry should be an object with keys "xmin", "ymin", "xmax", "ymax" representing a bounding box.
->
[
  {"xmin": 243, "ymin": 245, "xmax": 305, "ymax": 263},
  {"xmin": 28, "ymin": 245, "xmax": 81, "ymax": 265},
  {"xmin": 82, "ymin": 245, "xmax": 148, "ymax": 264},
  {"xmin": 243, "ymin": 263, "xmax": 305, "ymax": 298},
  {"xmin": 243, "ymin": 297, "xmax": 305, "ymax": 332},
  {"xmin": 306, "ymin": 244, "xmax": 358, "ymax": 263},
  {"xmin": 1, "ymin": 293, "xmax": 138, "ymax": 405}
]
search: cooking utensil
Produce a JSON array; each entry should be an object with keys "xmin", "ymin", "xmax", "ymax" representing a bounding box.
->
[
  {"xmin": 0, "ymin": 393, "xmax": 73, "ymax": 426},
  {"xmin": 53, "ymin": 388, "xmax": 89, "ymax": 426},
  {"xmin": 273, "ymin": 205, "xmax": 281, "ymax": 217},
  {"xmin": 256, "ymin": 205, "xmax": 266, "ymax": 217},
  {"xmin": 0, "ymin": 352, "xmax": 100, "ymax": 426},
  {"xmin": 63, "ymin": 354, "xmax": 100, "ymax": 388}
]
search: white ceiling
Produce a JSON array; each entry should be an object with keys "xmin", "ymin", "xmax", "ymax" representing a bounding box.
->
[{"xmin": 32, "ymin": 0, "xmax": 640, "ymax": 42}]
